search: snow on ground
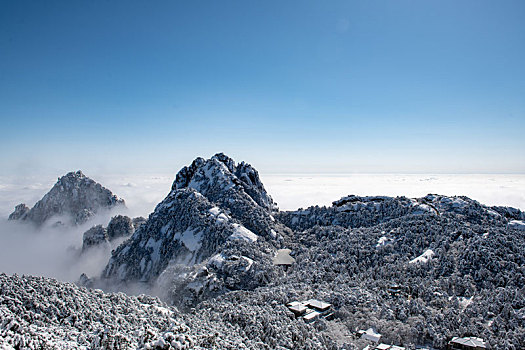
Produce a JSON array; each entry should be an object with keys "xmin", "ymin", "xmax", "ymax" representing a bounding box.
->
[
  {"xmin": 174, "ymin": 228, "xmax": 203, "ymax": 252},
  {"xmin": 409, "ymin": 249, "xmax": 435, "ymax": 264},
  {"xmin": 207, "ymin": 253, "xmax": 226, "ymax": 269},
  {"xmin": 241, "ymin": 256, "xmax": 254, "ymax": 271},
  {"xmin": 229, "ymin": 224, "xmax": 258, "ymax": 242},
  {"xmin": 360, "ymin": 327, "xmax": 381, "ymax": 343},
  {"xmin": 458, "ymin": 296, "xmax": 473, "ymax": 309},
  {"xmin": 146, "ymin": 237, "xmax": 162, "ymax": 264},
  {"xmin": 273, "ymin": 249, "xmax": 295, "ymax": 265},
  {"xmin": 509, "ymin": 220, "xmax": 525, "ymax": 230},
  {"xmin": 209, "ymin": 207, "xmax": 220, "ymax": 216},
  {"xmin": 208, "ymin": 207, "xmax": 229, "ymax": 223},
  {"xmin": 440, "ymin": 196, "xmax": 468, "ymax": 209},
  {"xmin": 376, "ymin": 236, "xmax": 389, "ymax": 247}
]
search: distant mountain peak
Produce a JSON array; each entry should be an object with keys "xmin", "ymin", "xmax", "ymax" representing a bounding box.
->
[{"xmin": 8, "ymin": 170, "xmax": 125, "ymax": 226}]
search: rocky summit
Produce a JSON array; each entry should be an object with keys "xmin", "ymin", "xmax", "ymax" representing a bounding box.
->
[
  {"xmin": 8, "ymin": 170, "xmax": 125, "ymax": 226},
  {"xmin": 101, "ymin": 154, "xmax": 290, "ymax": 304},
  {"xmin": 107, "ymin": 215, "xmax": 135, "ymax": 241},
  {"xmin": 172, "ymin": 153, "xmax": 287, "ymax": 239}
]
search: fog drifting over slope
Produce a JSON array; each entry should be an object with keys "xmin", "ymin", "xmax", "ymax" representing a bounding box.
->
[
  {"xmin": 0, "ymin": 211, "xmax": 125, "ymax": 282},
  {"xmin": 0, "ymin": 173, "xmax": 523, "ymax": 282}
]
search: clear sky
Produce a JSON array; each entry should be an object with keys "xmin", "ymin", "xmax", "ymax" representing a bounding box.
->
[{"xmin": 1, "ymin": 0, "xmax": 524, "ymax": 176}]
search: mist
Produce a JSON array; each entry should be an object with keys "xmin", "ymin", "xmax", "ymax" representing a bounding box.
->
[
  {"xmin": 0, "ymin": 210, "xmax": 125, "ymax": 282},
  {"xmin": 0, "ymin": 172, "xmax": 172, "ymax": 284}
]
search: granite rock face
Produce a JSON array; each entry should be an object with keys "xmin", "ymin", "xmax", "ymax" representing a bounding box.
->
[
  {"xmin": 102, "ymin": 188, "xmax": 257, "ymax": 282},
  {"xmin": 100, "ymin": 154, "xmax": 288, "ymax": 302},
  {"xmin": 8, "ymin": 203, "xmax": 30, "ymax": 220},
  {"xmin": 82, "ymin": 225, "xmax": 109, "ymax": 252},
  {"xmin": 8, "ymin": 171, "xmax": 125, "ymax": 226},
  {"xmin": 132, "ymin": 216, "xmax": 147, "ymax": 230},
  {"xmin": 107, "ymin": 215, "xmax": 134, "ymax": 241},
  {"xmin": 172, "ymin": 153, "xmax": 288, "ymax": 239}
]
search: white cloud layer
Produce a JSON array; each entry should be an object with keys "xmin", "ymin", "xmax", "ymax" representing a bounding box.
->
[
  {"xmin": 1, "ymin": 173, "xmax": 524, "ymax": 219},
  {"xmin": 0, "ymin": 173, "xmax": 523, "ymax": 282},
  {"xmin": 261, "ymin": 174, "xmax": 525, "ymax": 211},
  {"xmin": 0, "ymin": 213, "xmax": 121, "ymax": 282}
]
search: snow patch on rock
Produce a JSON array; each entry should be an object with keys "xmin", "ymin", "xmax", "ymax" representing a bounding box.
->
[
  {"xmin": 409, "ymin": 249, "xmax": 435, "ymax": 264},
  {"xmin": 229, "ymin": 224, "xmax": 258, "ymax": 242},
  {"xmin": 509, "ymin": 220, "xmax": 525, "ymax": 230},
  {"xmin": 174, "ymin": 228, "xmax": 203, "ymax": 252}
]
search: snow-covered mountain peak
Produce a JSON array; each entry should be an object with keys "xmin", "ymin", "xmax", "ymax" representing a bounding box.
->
[
  {"xmin": 8, "ymin": 170, "xmax": 125, "ymax": 226},
  {"xmin": 172, "ymin": 153, "xmax": 277, "ymax": 212},
  {"xmin": 100, "ymin": 155, "xmax": 291, "ymax": 298}
]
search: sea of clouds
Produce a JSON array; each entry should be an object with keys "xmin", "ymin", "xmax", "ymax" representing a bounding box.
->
[
  {"xmin": 0, "ymin": 172, "xmax": 524, "ymax": 282},
  {"xmin": 2, "ymin": 173, "xmax": 523, "ymax": 218},
  {"xmin": 261, "ymin": 174, "xmax": 525, "ymax": 211}
]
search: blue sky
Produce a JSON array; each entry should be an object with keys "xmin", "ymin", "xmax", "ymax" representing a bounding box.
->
[{"xmin": 1, "ymin": 0, "xmax": 524, "ymax": 175}]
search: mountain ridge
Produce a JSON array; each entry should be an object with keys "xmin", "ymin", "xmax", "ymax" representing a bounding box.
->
[{"xmin": 2, "ymin": 154, "xmax": 524, "ymax": 349}]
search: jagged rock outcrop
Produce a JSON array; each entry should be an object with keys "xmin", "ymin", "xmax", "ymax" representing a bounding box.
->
[
  {"xmin": 82, "ymin": 225, "xmax": 109, "ymax": 252},
  {"xmin": 491, "ymin": 205, "xmax": 525, "ymax": 220},
  {"xmin": 78, "ymin": 273, "xmax": 93, "ymax": 288},
  {"xmin": 172, "ymin": 153, "xmax": 288, "ymax": 239},
  {"xmin": 107, "ymin": 215, "xmax": 134, "ymax": 240},
  {"xmin": 8, "ymin": 203, "xmax": 30, "ymax": 220},
  {"xmin": 102, "ymin": 188, "xmax": 264, "ymax": 283},
  {"xmin": 8, "ymin": 171, "xmax": 125, "ymax": 226},
  {"xmin": 100, "ymin": 154, "xmax": 289, "ymax": 301},
  {"xmin": 132, "ymin": 216, "xmax": 147, "ymax": 230},
  {"xmin": 82, "ymin": 215, "xmax": 138, "ymax": 253}
]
